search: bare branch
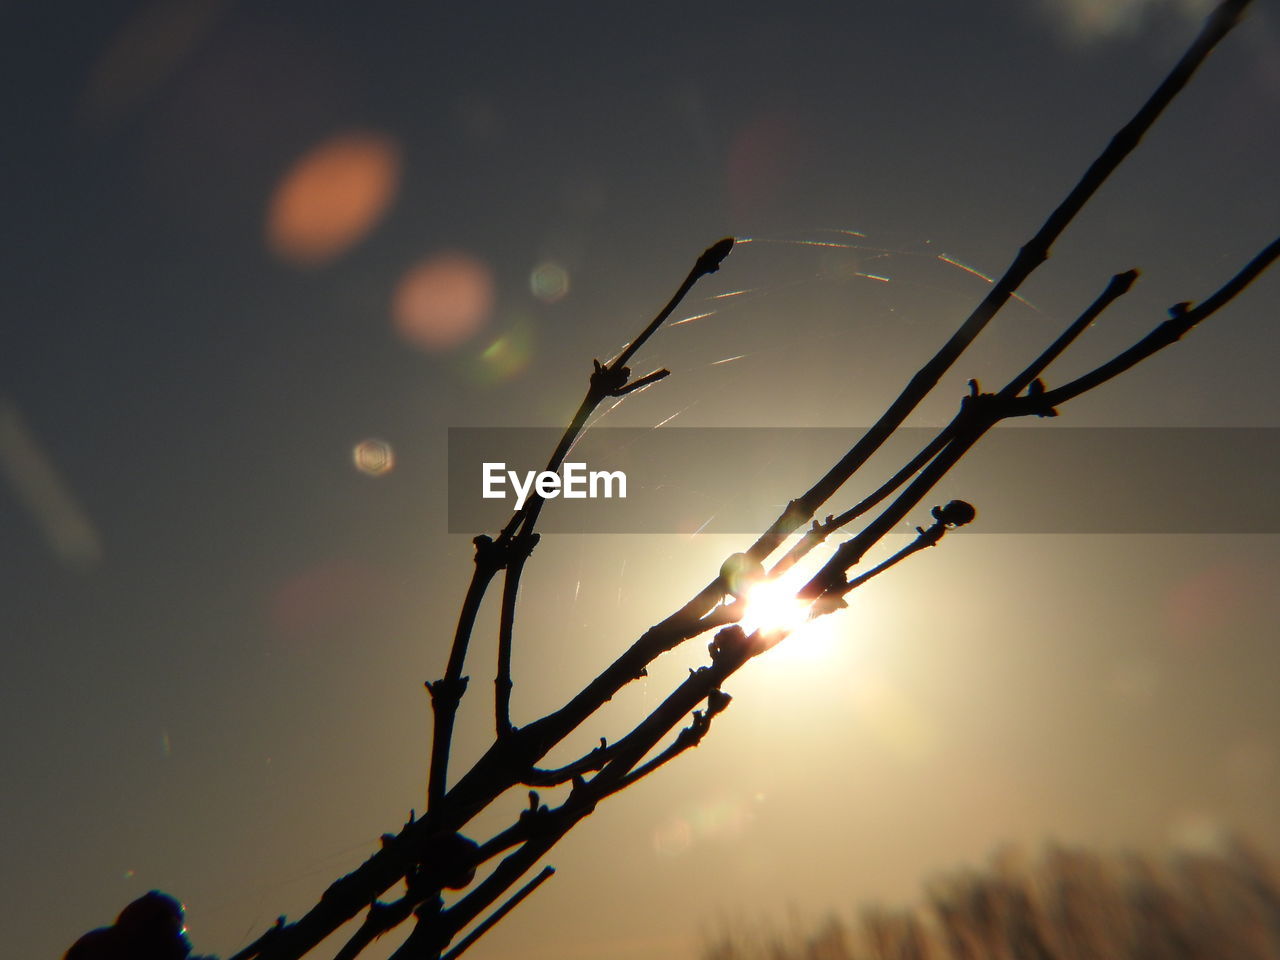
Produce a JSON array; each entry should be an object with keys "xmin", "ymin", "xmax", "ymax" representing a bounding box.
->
[
  {"xmin": 494, "ymin": 538, "xmax": 538, "ymax": 738},
  {"xmin": 801, "ymin": 265, "xmax": 1146, "ymax": 600},
  {"xmin": 504, "ymin": 237, "xmax": 734, "ymax": 542},
  {"xmin": 485, "ymin": 241, "xmax": 731, "ymax": 739},
  {"xmin": 803, "ymin": 241, "xmax": 1272, "ymax": 607},
  {"xmin": 229, "ymin": 7, "xmax": 1264, "ymax": 959},
  {"xmin": 739, "ymin": 0, "xmax": 1249, "ymax": 564},
  {"xmin": 403, "ymin": 661, "xmax": 749, "ymax": 956},
  {"xmin": 430, "ymin": 239, "xmax": 732, "ymax": 804},
  {"xmin": 587, "ymin": 0, "xmax": 1251, "ymax": 673},
  {"xmin": 426, "ymin": 535, "xmax": 506, "ymax": 808},
  {"xmin": 332, "ymin": 897, "xmax": 416, "ymax": 960},
  {"xmin": 439, "ymin": 866, "xmax": 556, "ymax": 960},
  {"xmin": 612, "ymin": 237, "xmax": 734, "ymax": 371},
  {"xmin": 1043, "ymin": 236, "xmax": 1280, "ymax": 408},
  {"xmin": 1004, "ymin": 269, "xmax": 1140, "ymax": 399},
  {"xmin": 812, "ymin": 501, "xmax": 977, "ymax": 618},
  {"xmin": 613, "ymin": 689, "xmax": 732, "ymax": 793},
  {"xmin": 393, "ymin": 833, "xmax": 576, "ymax": 960},
  {"xmin": 524, "ymin": 737, "xmax": 615, "ymax": 787},
  {"xmin": 226, "ymin": 916, "xmax": 284, "ymax": 960},
  {"xmin": 429, "ymin": 238, "xmax": 1272, "ymax": 954},
  {"xmin": 775, "ymin": 266, "xmax": 1139, "ymax": 583},
  {"xmin": 767, "ymin": 424, "xmax": 960, "ymax": 583}
]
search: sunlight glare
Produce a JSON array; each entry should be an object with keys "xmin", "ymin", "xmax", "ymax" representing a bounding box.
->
[
  {"xmin": 731, "ymin": 549, "xmax": 896, "ymax": 670},
  {"xmin": 737, "ymin": 573, "xmax": 845, "ymax": 668},
  {"xmin": 739, "ymin": 578, "xmax": 810, "ymax": 639}
]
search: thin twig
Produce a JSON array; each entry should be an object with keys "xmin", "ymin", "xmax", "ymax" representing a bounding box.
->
[
  {"xmin": 392, "ymin": 835, "xmax": 575, "ymax": 960},
  {"xmin": 1004, "ymin": 269, "xmax": 1140, "ymax": 399},
  {"xmin": 426, "ymin": 541, "xmax": 502, "ymax": 808},
  {"xmin": 524, "ymin": 737, "xmax": 615, "ymax": 787},
  {"xmin": 488, "ymin": 241, "xmax": 732, "ymax": 736},
  {"xmin": 430, "ymin": 240, "xmax": 731, "ymax": 804},
  {"xmin": 494, "ymin": 550, "xmax": 528, "ymax": 737},
  {"xmin": 226, "ymin": 917, "xmax": 284, "ymax": 960},
  {"xmin": 568, "ymin": 0, "xmax": 1249, "ymax": 684},
  {"xmin": 529, "ymin": 262, "xmax": 1141, "ymax": 757},
  {"xmin": 1042, "ymin": 236, "xmax": 1280, "ymax": 407},
  {"xmin": 812, "ymin": 502, "xmax": 977, "ymax": 618},
  {"xmin": 614, "ymin": 690, "xmax": 732, "ymax": 791},
  {"xmin": 740, "ymin": 0, "xmax": 1249, "ymax": 564},
  {"xmin": 805, "ymin": 243, "xmax": 1273, "ymax": 603},
  {"xmin": 401, "ymin": 667, "xmax": 747, "ymax": 957},
  {"xmin": 771, "ymin": 267, "xmax": 1140, "ymax": 581},
  {"xmin": 503, "ymin": 238, "xmax": 733, "ymax": 542},
  {"xmin": 612, "ymin": 238, "xmax": 735, "ymax": 371},
  {"xmin": 332, "ymin": 897, "xmax": 417, "ymax": 960},
  {"xmin": 439, "ymin": 867, "xmax": 556, "ymax": 960},
  {"xmin": 767, "ymin": 424, "xmax": 959, "ymax": 582},
  {"xmin": 236, "ymin": 7, "xmax": 1260, "ymax": 958}
]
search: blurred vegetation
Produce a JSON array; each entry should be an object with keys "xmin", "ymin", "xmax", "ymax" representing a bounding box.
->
[{"xmin": 703, "ymin": 840, "xmax": 1280, "ymax": 960}]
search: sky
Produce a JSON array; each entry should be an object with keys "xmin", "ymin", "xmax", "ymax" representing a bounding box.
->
[{"xmin": 3, "ymin": 1, "xmax": 1279, "ymax": 958}]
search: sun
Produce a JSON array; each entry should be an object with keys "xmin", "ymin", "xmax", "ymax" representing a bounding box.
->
[
  {"xmin": 728, "ymin": 540, "xmax": 912, "ymax": 670},
  {"xmin": 732, "ymin": 570, "xmax": 847, "ymax": 667},
  {"xmin": 738, "ymin": 577, "xmax": 812, "ymax": 639}
]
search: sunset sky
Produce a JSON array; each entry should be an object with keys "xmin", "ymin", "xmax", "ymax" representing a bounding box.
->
[{"xmin": 4, "ymin": 2, "xmax": 1279, "ymax": 959}]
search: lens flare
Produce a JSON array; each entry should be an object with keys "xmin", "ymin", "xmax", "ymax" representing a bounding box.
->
[
  {"xmin": 352, "ymin": 438, "xmax": 394, "ymax": 476},
  {"xmin": 78, "ymin": 0, "xmax": 226, "ymax": 129},
  {"xmin": 0, "ymin": 400, "xmax": 103, "ymax": 568},
  {"xmin": 464, "ymin": 314, "xmax": 535, "ymax": 384},
  {"xmin": 393, "ymin": 253, "xmax": 494, "ymax": 352},
  {"xmin": 651, "ymin": 793, "xmax": 757, "ymax": 856},
  {"xmin": 530, "ymin": 261, "xmax": 570, "ymax": 303},
  {"xmin": 266, "ymin": 132, "xmax": 401, "ymax": 266},
  {"xmin": 269, "ymin": 560, "xmax": 388, "ymax": 643}
]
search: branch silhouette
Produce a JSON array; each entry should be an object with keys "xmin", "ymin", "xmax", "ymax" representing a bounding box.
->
[{"xmin": 71, "ymin": 2, "xmax": 1274, "ymax": 959}]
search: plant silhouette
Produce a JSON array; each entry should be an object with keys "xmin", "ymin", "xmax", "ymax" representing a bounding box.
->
[
  {"xmin": 701, "ymin": 840, "xmax": 1280, "ymax": 960},
  {"xmin": 62, "ymin": 1, "xmax": 1276, "ymax": 958}
]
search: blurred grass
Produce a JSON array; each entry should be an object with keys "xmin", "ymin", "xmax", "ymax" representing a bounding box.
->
[{"xmin": 702, "ymin": 840, "xmax": 1280, "ymax": 960}]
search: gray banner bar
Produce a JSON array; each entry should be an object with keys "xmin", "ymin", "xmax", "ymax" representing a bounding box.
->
[{"xmin": 448, "ymin": 427, "xmax": 1280, "ymax": 534}]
